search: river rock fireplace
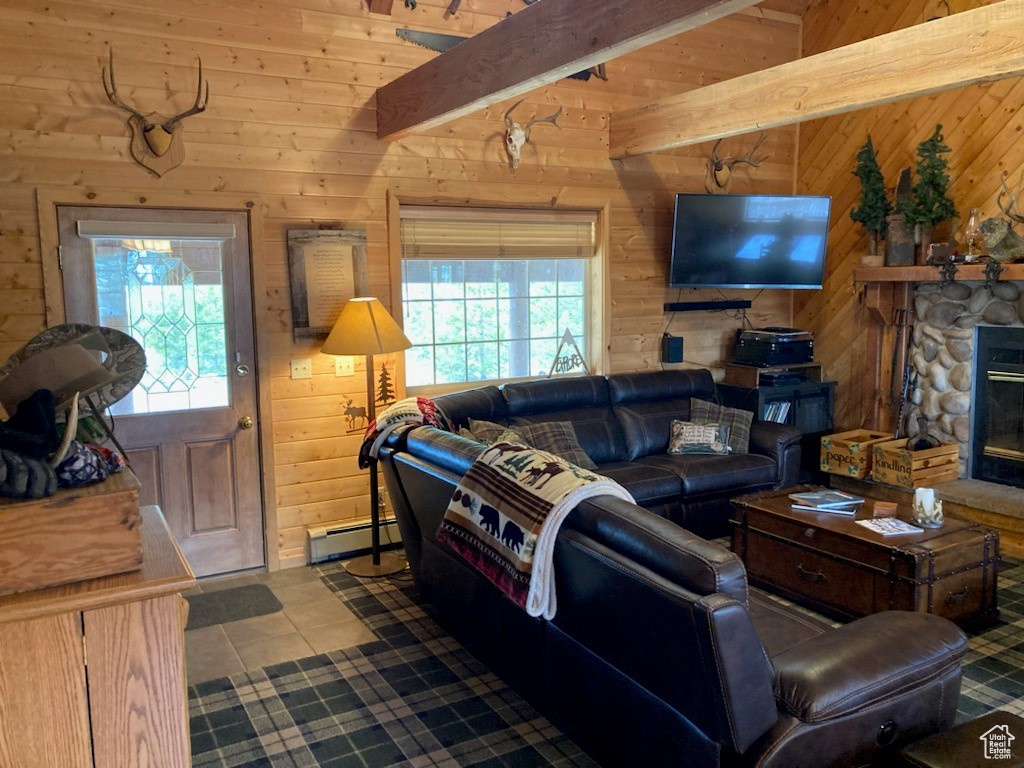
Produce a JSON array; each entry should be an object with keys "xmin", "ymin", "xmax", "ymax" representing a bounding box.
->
[{"xmin": 909, "ymin": 280, "xmax": 1024, "ymax": 489}]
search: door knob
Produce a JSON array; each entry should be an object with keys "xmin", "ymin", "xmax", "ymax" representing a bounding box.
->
[{"xmin": 238, "ymin": 415, "xmax": 254, "ymax": 430}]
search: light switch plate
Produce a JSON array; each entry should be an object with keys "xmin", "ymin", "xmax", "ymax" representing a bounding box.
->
[
  {"xmin": 334, "ymin": 356, "xmax": 354, "ymax": 377},
  {"xmin": 290, "ymin": 358, "xmax": 312, "ymax": 379}
]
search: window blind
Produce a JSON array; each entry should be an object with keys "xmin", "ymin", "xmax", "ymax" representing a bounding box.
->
[{"xmin": 401, "ymin": 206, "xmax": 597, "ymax": 260}]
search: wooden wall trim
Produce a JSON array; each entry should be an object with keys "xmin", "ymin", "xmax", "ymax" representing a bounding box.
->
[
  {"xmin": 610, "ymin": 0, "xmax": 1024, "ymax": 158},
  {"xmin": 375, "ymin": 0, "xmax": 760, "ymax": 141},
  {"xmin": 33, "ymin": 187, "xmax": 279, "ymax": 572}
]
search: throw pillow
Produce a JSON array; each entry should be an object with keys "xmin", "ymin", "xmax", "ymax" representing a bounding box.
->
[
  {"xmin": 466, "ymin": 418, "xmax": 509, "ymax": 444},
  {"xmin": 690, "ymin": 398, "xmax": 753, "ymax": 455},
  {"xmin": 667, "ymin": 420, "xmax": 731, "ymax": 455},
  {"xmin": 493, "ymin": 421, "xmax": 598, "ymax": 470}
]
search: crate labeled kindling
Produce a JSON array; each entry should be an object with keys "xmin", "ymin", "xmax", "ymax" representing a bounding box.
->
[
  {"xmin": 871, "ymin": 439, "xmax": 959, "ymax": 489},
  {"xmin": 820, "ymin": 429, "xmax": 894, "ymax": 478}
]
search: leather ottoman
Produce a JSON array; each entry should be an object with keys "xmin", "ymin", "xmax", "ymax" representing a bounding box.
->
[{"xmin": 900, "ymin": 711, "xmax": 1024, "ymax": 767}]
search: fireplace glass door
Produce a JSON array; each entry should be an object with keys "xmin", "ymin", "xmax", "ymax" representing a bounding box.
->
[{"xmin": 972, "ymin": 327, "xmax": 1024, "ymax": 489}]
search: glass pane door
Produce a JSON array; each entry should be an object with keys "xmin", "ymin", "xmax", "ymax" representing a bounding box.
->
[{"xmin": 90, "ymin": 237, "xmax": 229, "ymax": 415}]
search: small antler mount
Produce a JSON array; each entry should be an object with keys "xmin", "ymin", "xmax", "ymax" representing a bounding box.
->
[
  {"xmin": 102, "ymin": 48, "xmax": 209, "ymax": 177},
  {"xmin": 704, "ymin": 132, "xmax": 769, "ymax": 194}
]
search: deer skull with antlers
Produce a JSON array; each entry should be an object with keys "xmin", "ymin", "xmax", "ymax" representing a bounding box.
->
[
  {"xmin": 503, "ymin": 100, "xmax": 562, "ymax": 173},
  {"xmin": 102, "ymin": 49, "xmax": 209, "ymax": 177},
  {"xmin": 704, "ymin": 132, "xmax": 768, "ymax": 194}
]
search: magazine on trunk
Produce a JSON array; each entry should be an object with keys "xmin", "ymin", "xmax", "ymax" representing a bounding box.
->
[
  {"xmin": 791, "ymin": 502, "xmax": 862, "ymax": 515},
  {"xmin": 855, "ymin": 518, "xmax": 924, "ymax": 536},
  {"xmin": 788, "ymin": 489, "xmax": 865, "ymax": 509}
]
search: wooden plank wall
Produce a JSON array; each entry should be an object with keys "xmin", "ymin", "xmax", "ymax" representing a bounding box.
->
[
  {"xmin": 0, "ymin": 0, "xmax": 799, "ymax": 567},
  {"xmin": 795, "ymin": 0, "xmax": 1024, "ymax": 430}
]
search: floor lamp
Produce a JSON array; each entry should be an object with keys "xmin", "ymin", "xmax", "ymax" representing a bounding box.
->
[{"xmin": 322, "ymin": 297, "xmax": 411, "ymax": 577}]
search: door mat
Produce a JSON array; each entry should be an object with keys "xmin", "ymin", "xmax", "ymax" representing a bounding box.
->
[{"xmin": 185, "ymin": 583, "xmax": 283, "ymax": 631}]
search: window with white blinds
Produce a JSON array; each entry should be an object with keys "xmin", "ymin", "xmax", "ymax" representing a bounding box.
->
[{"xmin": 400, "ymin": 206, "xmax": 599, "ymax": 388}]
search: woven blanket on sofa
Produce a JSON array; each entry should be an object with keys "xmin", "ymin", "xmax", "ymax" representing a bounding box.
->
[
  {"xmin": 359, "ymin": 397, "xmax": 449, "ymax": 469},
  {"xmin": 437, "ymin": 441, "xmax": 634, "ymax": 619}
]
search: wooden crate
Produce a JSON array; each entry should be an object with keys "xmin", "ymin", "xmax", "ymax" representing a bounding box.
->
[
  {"xmin": 820, "ymin": 429, "xmax": 894, "ymax": 478},
  {"xmin": 871, "ymin": 439, "xmax": 960, "ymax": 488},
  {"xmin": 0, "ymin": 470, "xmax": 142, "ymax": 596}
]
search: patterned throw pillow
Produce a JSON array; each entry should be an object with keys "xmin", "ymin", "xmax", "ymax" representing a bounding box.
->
[
  {"xmin": 493, "ymin": 421, "xmax": 599, "ymax": 470},
  {"xmin": 466, "ymin": 418, "xmax": 509, "ymax": 444},
  {"xmin": 690, "ymin": 398, "xmax": 753, "ymax": 455},
  {"xmin": 667, "ymin": 420, "xmax": 731, "ymax": 455}
]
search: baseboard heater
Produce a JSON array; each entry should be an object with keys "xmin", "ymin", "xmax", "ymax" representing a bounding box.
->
[{"xmin": 308, "ymin": 519, "xmax": 403, "ymax": 564}]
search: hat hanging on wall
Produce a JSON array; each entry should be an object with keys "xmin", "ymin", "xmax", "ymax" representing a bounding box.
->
[{"xmin": 0, "ymin": 324, "xmax": 146, "ymax": 416}]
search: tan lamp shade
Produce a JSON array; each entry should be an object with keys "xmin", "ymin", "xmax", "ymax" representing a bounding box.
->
[{"xmin": 322, "ymin": 297, "xmax": 411, "ymax": 356}]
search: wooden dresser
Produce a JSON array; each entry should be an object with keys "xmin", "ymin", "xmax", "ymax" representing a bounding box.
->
[{"xmin": 0, "ymin": 505, "xmax": 195, "ymax": 767}]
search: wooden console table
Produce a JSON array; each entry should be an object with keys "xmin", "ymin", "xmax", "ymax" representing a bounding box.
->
[{"xmin": 0, "ymin": 505, "xmax": 195, "ymax": 767}]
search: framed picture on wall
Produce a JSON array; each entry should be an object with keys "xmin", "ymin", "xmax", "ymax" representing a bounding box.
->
[{"xmin": 287, "ymin": 228, "xmax": 369, "ymax": 341}]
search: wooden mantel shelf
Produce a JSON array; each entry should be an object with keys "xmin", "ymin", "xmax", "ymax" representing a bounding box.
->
[{"xmin": 854, "ymin": 263, "xmax": 1024, "ymax": 282}]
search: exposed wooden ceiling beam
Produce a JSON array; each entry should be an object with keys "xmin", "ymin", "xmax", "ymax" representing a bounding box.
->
[
  {"xmin": 376, "ymin": 0, "xmax": 761, "ymax": 142},
  {"xmin": 609, "ymin": 0, "xmax": 1024, "ymax": 158}
]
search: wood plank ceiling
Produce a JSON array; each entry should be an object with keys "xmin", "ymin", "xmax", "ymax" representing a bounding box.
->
[{"xmin": 378, "ymin": 0, "xmax": 1024, "ymax": 163}]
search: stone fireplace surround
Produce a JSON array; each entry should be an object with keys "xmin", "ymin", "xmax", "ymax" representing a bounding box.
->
[{"xmin": 909, "ymin": 280, "xmax": 1024, "ymax": 479}]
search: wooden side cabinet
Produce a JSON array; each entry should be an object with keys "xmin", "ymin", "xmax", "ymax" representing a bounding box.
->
[{"xmin": 0, "ymin": 506, "xmax": 195, "ymax": 767}]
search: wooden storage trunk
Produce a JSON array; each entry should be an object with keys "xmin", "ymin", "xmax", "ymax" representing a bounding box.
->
[
  {"xmin": 731, "ymin": 490, "xmax": 999, "ymax": 626},
  {"xmin": 0, "ymin": 470, "xmax": 142, "ymax": 596},
  {"xmin": 871, "ymin": 439, "xmax": 959, "ymax": 488},
  {"xmin": 820, "ymin": 429, "xmax": 893, "ymax": 478}
]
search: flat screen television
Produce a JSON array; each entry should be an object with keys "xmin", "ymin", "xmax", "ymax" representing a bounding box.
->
[{"xmin": 669, "ymin": 194, "xmax": 831, "ymax": 289}]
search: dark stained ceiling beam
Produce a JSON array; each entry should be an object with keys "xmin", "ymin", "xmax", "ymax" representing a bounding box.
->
[{"xmin": 376, "ymin": 0, "xmax": 762, "ymax": 141}]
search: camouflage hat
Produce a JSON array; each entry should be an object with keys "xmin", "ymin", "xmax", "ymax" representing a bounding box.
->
[{"xmin": 0, "ymin": 324, "xmax": 146, "ymax": 414}]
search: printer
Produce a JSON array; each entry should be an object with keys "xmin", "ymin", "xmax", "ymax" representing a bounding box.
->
[{"xmin": 734, "ymin": 327, "xmax": 814, "ymax": 367}]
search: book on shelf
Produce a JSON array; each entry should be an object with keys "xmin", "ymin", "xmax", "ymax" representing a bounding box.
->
[
  {"xmin": 764, "ymin": 400, "xmax": 792, "ymax": 424},
  {"xmin": 788, "ymin": 489, "xmax": 865, "ymax": 509},
  {"xmin": 855, "ymin": 518, "xmax": 924, "ymax": 536}
]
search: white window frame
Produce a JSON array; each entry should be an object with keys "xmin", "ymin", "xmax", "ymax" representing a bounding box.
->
[{"xmin": 392, "ymin": 202, "xmax": 608, "ymax": 396}]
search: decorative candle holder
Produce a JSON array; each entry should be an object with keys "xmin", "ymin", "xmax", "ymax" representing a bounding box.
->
[{"xmin": 911, "ymin": 487, "xmax": 944, "ymax": 528}]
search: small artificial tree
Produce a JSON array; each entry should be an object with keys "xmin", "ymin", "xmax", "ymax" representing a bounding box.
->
[
  {"xmin": 850, "ymin": 135, "xmax": 892, "ymax": 255},
  {"xmin": 900, "ymin": 124, "xmax": 957, "ymax": 236}
]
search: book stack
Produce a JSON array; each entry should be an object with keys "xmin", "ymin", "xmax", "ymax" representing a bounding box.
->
[{"xmin": 788, "ymin": 489, "xmax": 865, "ymax": 515}]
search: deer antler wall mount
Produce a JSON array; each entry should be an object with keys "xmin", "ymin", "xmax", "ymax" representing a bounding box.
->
[
  {"xmin": 503, "ymin": 100, "xmax": 562, "ymax": 173},
  {"xmin": 102, "ymin": 49, "xmax": 209, "ymax": 177},
  {"xmin": 704, "ymin": 132, "xmax": 769, "ymax": 194}
]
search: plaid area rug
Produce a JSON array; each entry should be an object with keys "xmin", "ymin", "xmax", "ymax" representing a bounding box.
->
[
  {"xmin": 189, "ymin": 555, "xmax": 1024, "ymax": 767},
  {"xmin": 958, "ymin": 556, "xmax": 1024, "ymax": 722},
  {"xmin": 189, "ymin": 564, "xmax": 597, "ymax": 768}
]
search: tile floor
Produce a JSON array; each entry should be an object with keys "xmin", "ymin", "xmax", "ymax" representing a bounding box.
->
[{"xmin": 184, "ymin": 566, "xmax": 377, "ymax": 686}]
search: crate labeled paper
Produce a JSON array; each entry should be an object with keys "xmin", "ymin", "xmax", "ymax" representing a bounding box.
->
[
  {"xmin": 871, "ymin": 439, "xmax": 959, "ymax": 489},
  {"xmin": 820, "ymin": 429, "xmax": 894, "ymax": 478}
]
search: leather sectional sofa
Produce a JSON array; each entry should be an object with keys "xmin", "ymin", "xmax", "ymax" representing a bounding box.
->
[
  {"xmin": 427, "ymin": 369, "xmax": 802, "ymax": 538},
  {"xmin": 378, "ymin": 370, "xmax": 969, "ymax": 767}
]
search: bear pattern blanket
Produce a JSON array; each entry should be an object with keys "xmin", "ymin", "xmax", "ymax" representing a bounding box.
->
[{"xmin": 437, "ymin": 440, "xmax": 634, "ymax": 619}]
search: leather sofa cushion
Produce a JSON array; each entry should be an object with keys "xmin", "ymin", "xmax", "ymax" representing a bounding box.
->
[
  {"xmin": 503, "ymin": 376, "xmax": 627, "ymax": 463},
  {"xmin": 772, "ymin": 611, "xmax": 967, "ymax": 722},
  {"xmin": 638, "ymin": 453, "xmax": 776, "ymax": 496},
  {"xmin": 613, "ymin": 399, "xmax": 694, "ymax": 460},
  {"xmin": 435, "ymin": 386, "xmax": 508, "ymax": 429},
  {"xmin": 566, "ymin": 497, "xmax": 748, "ymax": 603},
  {"xmin": 594, "ymin": 461, "xmax": 681, "ymax": 503},
  {"xmin": 607, "ymin": 370, "xmax": 716, "ymax": 405}
]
